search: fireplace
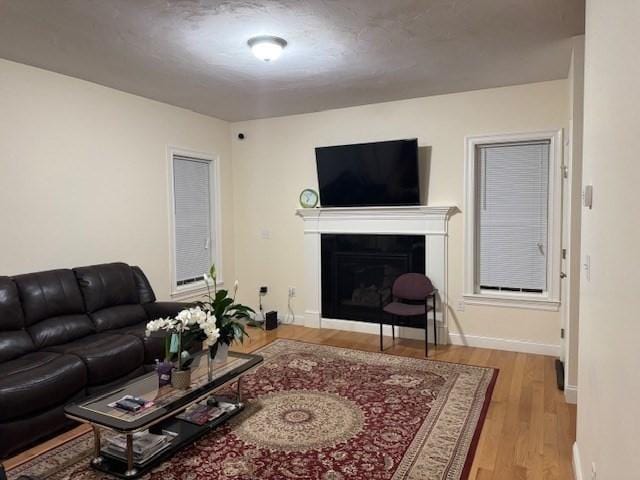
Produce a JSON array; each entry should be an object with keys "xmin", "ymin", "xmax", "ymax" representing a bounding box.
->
[
  {"xmin": 297, "ymin": 205, "xmax": 455, "ymax": 342},
  {"xmin": 321, "ymin": 234, "xmax": 425, "ymax": 322}
]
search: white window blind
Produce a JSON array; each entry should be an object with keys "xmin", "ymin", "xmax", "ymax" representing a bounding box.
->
[
  {"xmin": 173, "ymin": 156, "xmax": 213, "ymax": 286},
  {"xmin": 476, "ymin": 141, "xmax": 550, "ymax": 293}
]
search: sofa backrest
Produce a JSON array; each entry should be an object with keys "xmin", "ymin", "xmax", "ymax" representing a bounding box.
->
[
  {"xmin": 0, "ymin": 276, "xmax": 34, "ymax": 362},
  {"xmin": 131, "ymin": 266, "xmax": 156, "ymax": 304},
  {"xmin": 12, "ymin": 269, "xmax": 95, "ymax": 349},
  {"xmin": 73, "ymin": 263, "xmax": 147, "ymax": 331}
]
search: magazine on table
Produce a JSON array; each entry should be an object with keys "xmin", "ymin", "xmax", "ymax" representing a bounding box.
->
[
  {"xmin": 103, "ymin": 431, "xmax": 174, "ymax": 464},
  {"xmin": 176, "ymin": 400, "xmax": 237, "ymax": 426},
  {"xmin": 107, "ymin": 394, "xmax": 154, "ymax": 414}
]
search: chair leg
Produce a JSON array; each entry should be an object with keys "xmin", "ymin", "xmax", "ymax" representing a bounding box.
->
[
  {"xmin": 433, "ymin": 294, "xmax": 437, "ymax": 346},
  {"xmin": 392, "ymin": 322, "xmax": 395, "ymax": 342},
  {"xmin": 379, "ymin": 319, "xmax": 384, "ymax": 351},
  {"xmin": 425, "ymin": 311, "xmax": 429, "ymax": 357}
]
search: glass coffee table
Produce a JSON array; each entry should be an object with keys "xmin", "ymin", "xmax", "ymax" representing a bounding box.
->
[{"xmin": 65, "ymin": 350, "xmax": 262, "ymax": 479}]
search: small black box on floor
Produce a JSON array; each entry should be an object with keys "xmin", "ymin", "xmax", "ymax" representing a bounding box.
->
[{"xmin": 265, "ymin": 311, "xmax": 278, "ymax": 330}]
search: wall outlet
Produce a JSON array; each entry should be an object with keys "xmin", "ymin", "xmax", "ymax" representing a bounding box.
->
[
  {"xmin": 457, "ymin": 300, "xmax": 465, "ymax": 312},
  {"xmin": 260, "ymin": 228, "xmax": 271, "ymax": 239},
  {"xmin": 288, "ymin": 287, "xmax": 296, "ymax": 297}
]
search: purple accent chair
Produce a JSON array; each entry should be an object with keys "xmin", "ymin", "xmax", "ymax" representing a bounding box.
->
[{"xmin": 380, "ymin": 273, "xmax": 437, "ymax": 356}]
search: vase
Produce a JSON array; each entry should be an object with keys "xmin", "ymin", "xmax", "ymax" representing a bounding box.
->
[
  {"xmin": 156, "ymin": 361, "xmax": 173, "ymax": 387},
  {"xmin": 207, "ymin": 343, "xmax": 218, "ymax": 381},
  {"xmin": 213, "ymin": 342, "xmax": 230, "ymax": 364},
  {"xmin": 171, "ymin": 368, "xmax": 192, "ymax": 390}
]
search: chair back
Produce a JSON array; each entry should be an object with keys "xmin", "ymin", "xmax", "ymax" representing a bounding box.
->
[{"xmin": 392, "ymin": 273, "xmax": 434, "ymax": 301}]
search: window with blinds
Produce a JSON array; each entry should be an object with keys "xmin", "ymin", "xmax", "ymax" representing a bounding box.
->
[
  {"xmin": 475, "ymin": 140, "xmax": 550, "ymax": 293},
  {"xmin": 172, "ymin": 155, "xmax": 214, "ymax": 287}
]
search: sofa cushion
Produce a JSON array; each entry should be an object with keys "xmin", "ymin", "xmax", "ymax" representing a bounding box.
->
[
  {"xmin": 13, "ymin": 269, "xmax": 86, "ymax": 323},
  {"xmin": 13, "ymin": 269, "xmax": 95, "ymax": 348},
  {"xmin": 0, "ymin": 351, "xmax": 86, "ymax": 422},
  {"xmin": 0, "ymin": 330, "xmax": 35, "ymax": 364},
  {"xmin": 0, "ymin": 401, "xmax": 81, "ymax": 458},
  {"xmin": 86, "ymin": 366, "xmax": 146, "ymax": 395},
  {"xmin": 0, "ymin": 276, "xmax": 35, "ymax": 363},
  {"xmin": 73, "ymin": 263, "xmax": 139, "ymax": 313},
  {"xmin": 0, "ymin": 277, "xmax": 24, "ymax": 326},
  {"xmin": 45, "ymin": 333, "xmax": 144, "ymax": 386},
  {"xmin": 109, "ymin": 322, "xmax": 164, "ymax": 364},
  {"xmin": 131, "ymin": 266, "xmax": 156, "ymax": 304},
  {"xmin": 27, "ymin": 314, "xmax": 96, "ymax": 349},
  {"xmin": 90, "ymin": 304, "xmax": 148, "ymax": 332}
]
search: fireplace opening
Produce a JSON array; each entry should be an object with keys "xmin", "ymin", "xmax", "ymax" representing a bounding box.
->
[{"xmin": 321, "ymin": 234, "xmax": 426, "ymax": 323}]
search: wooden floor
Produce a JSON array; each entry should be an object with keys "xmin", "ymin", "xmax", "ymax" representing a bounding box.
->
[{"xmin": 4, "ymin": 324, "xmax": 576, "ymax": 479}]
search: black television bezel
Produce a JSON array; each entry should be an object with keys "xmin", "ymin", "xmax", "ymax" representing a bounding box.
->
[{"xmin": 314, "ymin": 138, "xmax": 420, "ymax": 208}]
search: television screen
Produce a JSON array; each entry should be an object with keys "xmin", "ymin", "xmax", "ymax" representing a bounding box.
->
[{"xmin": 315, "ymin": 139, "xmax": 420, "ymax": 207}]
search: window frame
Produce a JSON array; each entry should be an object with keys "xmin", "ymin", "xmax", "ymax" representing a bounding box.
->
[
  {"xmin": 167, "ymin": 146, "xmax": 223, "ymax": 298},
  {"xmin": 463, "ymin": 130, "xmax": 563, "ymax": 311}
]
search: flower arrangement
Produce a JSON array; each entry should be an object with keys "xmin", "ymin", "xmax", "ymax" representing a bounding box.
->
[
  {"xmin": 201, "ymin": 264, "xmax": 253, "ymax": 347},
  {"xmin": 146, "ymin": 264, "xmax": 253, "ymax": 378},
  {"xmin": 146, "ymin": 305, "xmax": 220, "ymax": 371}
]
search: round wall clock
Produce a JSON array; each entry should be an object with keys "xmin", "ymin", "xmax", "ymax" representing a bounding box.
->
[{"xmin": 299, "ymin": 188, "xmax": 319, "ymax": 208}]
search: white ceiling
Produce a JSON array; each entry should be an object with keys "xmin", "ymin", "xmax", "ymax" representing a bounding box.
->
[{"xmin": 0, "ymin": 0, "xmax": 584, "ymax": 121}]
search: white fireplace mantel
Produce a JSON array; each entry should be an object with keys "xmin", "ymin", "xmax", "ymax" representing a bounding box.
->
[{"xmin": 296, "ymin": 205, "xmax": 458, "ymax": 343}]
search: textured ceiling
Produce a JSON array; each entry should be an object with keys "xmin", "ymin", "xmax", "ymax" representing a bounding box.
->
[{"xmin": 0, "ymin": 0, "xmax": 584, "ymax": 121}]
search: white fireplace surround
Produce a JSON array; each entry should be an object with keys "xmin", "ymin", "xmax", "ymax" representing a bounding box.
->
[{"xmin": 296, "ymin": 205, "xmax": 457, "ymax": 343}]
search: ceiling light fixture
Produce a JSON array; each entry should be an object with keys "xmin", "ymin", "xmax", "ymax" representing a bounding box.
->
[{"xmin": 248, "ymin": 36, "xmax": 287, "ymax": 62}]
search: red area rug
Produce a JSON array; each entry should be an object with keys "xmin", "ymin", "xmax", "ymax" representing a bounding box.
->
[{"xmin": 9, "ymin": 339, "xmax": 497, "ymax": 480}]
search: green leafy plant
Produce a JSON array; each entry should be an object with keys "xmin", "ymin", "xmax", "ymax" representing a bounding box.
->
[
  {"xmin": 146, "ymin": 305, "xmax": 219, "ymax": 370},
  {"xmin": 201, "ymin": 264, "xmax": 253, "ymax": 346}
]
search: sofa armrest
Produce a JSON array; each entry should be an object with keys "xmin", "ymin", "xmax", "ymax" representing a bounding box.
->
[{"xmin": 143, "ymin": 301, "xmax": 195, "ymax": 320}]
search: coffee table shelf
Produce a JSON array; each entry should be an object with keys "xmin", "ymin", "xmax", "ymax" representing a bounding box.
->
[
  {"xmin": 65, "ymin": 351, "xmax": 262, "ymax": 478},
  {"xmin": 94, "ymin": 397, "xmax": 243, "ymax": 478}
]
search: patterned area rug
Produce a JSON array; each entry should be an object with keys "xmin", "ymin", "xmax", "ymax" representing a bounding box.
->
[{"xmin": 9, "ymin": 339, "xmax": 497, "ymax": 480}]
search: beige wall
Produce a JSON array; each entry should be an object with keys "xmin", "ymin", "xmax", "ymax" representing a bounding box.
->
[
  {"xmin": 576, "ymin": 1, "xmax": 640, "ymax": 478},
  {"xmin": 0, "ymin": 59, "xmax": 234, "ymax": 299},
  {"xmin": 231, "ymin": 80, "xmax": 569, "ymax": 348}
]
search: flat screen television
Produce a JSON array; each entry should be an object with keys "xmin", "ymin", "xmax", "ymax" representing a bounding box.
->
[{"xmin": 315, "ymin": 139, "xmax": 420, "ymax": 207}]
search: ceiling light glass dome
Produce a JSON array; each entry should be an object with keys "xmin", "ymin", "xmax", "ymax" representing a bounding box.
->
[{"xmin": 248, "ymin": 36, "xmax": 287, "ymax": 62}]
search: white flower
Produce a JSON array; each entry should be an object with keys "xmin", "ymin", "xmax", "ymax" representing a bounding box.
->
[
  {"xmin": 203, "ymin": 273, "xmax": 212, "ymax": 284},
  {"xmin": 176, "ymin": 309, "xmax": 191, "ymax": 324},
  {"xmin": 193, "ymin": 311, "xmax": 220, "ymax": 346},
  {"xmin": 145, "ymin": 317, "xmax": 173, "ymax": 335},
  {"xmin": 189, "ymin": 306, "xmax": 207, "ymax": 326},
  {"xmin": 203, "ymin": 324, "xmax": 220, "ymax": 346}
]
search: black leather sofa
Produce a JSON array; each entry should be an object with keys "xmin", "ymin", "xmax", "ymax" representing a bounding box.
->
[{"xmin": 0, "ymin": 262, "xmax": 190, "ymax": 458}]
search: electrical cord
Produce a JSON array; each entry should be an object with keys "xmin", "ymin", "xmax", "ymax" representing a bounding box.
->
[
  {"xmin": 285, "ymin": 292, "xmax": 295, "ymax": 324},
  {"xmin": 246, "ymin": 290, "xmax": 266, "ymax": 329}
]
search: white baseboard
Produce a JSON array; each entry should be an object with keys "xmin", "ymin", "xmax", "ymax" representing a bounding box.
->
[
  {"xmin": 290, "ymin": 314, "xmax": 558, "ymax": 356},
  {"xmin": 446, "ymin": 332, "xmax": 560, "ymax": 356},
  {"xmin": 319, "ymin": 317, "xmax": 447, "ymax": 342},
  {"xmin": 564, "ymin": 384, "xmax": 578, "ymax": 404},
  {"xmin": 573, "ymin": 442, "xmax": 583, "ymax": 480}
]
